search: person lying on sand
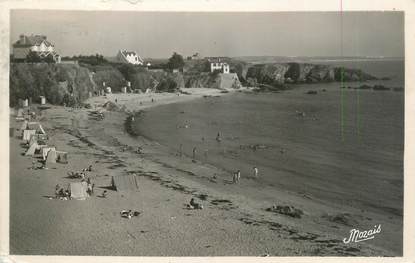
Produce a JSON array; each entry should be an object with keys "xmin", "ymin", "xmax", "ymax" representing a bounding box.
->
[
  {"xmin": 101, "ymin": 190, "xmax": 108, "ymax": 198},
  {"xmin": 120, "ymin": 210, "xmax": 141, "ymax": 219},
  {"xmin": 188, "ymin": 198, "xmax": 203, "ymax": 210},
  {"xmin": 82, "ymin": 165, "xmax": 93, "ymax": 172},
  {"xmin": 136, "ymin": 146, "xmax": 143, "ymax": 154},
  {"xmin": 120, "ymin": 210, "xmax": 133, "ymax": 219}
]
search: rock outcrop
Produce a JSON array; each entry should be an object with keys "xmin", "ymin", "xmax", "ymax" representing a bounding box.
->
[{"xmin": 242, "ymin": 62, "xmax": 377, "ymax": 89}]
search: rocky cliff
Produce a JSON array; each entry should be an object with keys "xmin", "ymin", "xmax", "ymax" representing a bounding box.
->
[
  {"xmin": 9, "ymin": 61, "xmax": 377, "ymax": 107},
  {"xmin": 244, "ymin": 62, "xmax": 377, "ymax": 88}
]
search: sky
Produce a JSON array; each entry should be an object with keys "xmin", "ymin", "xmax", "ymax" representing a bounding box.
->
[{"xmin": 10, "ymin": 10, "xmax": 404, "ymax": 58}]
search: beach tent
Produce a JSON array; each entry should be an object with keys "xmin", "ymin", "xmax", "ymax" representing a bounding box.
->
[
  {"xmin": 23, "ymin": 130, "xmax": 36, "ymax": 141},
  {"xmin": 29, "ymin": 134, "xmax": 48, "ymax": 145},
  {"xmin": 46, "ymin": 149, "xmax": 58, "ymax": 163},
  {"xmin": 19, "ymin": 120, "xmax": 28, "ymax": 130},
  {"xmin": 28, "ymin": 144, "xmax": 48, "ymax": 157},
  {"xmin": 70, "ymin": 182, "xmax": 88, "ymax": 200},
  {"xmin": 25, "ymin": 141, "xmax": 39, "ymax": 156},
  {"xmin": 42, "ymin": 147, "xmax": 56, "ymax": 160},
  {"xmin": 28, "ymin": 135, "xmax": 38, "ymax": 147},
  {"xmin": 111, "ymin": 174, "xmax": 139, "ymax": 191},
  {"xmin": 56, "ymin": 151, "xmax": 68, "ymax": 164},
  {"xmin": 16, "ymin": 108, "xmax": 24, "ymax": 121},
  {"xmin": 28, "ymin": 134, "xmax": 47, "ymax": 148},
  {"xmin": 27, "ymin": 122, "xmax": 46, "ymax": 135}
]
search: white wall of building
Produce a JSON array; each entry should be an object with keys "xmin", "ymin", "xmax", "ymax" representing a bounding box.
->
[{"xmin": 210, "ymin": 62, "xmax": 230, "ymax": 74}]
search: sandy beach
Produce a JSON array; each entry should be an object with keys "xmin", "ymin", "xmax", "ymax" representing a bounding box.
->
[{"xmin": 10, "ymin": 87, "xmax": 399, "ymax": 256}]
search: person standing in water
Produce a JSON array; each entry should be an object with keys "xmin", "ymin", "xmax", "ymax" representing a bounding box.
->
[
  {"xmin": 216, "ymin": 132, "xmax": 222, "ymax": 142},
  {"xmin": 253, "ymin": 166, "xmax": 259, "ymax": 178}
]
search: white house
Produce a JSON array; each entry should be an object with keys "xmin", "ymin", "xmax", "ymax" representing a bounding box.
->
[
  {"xmin": 116, "ymin": 50, "xmax": 144, "ymax": 65},
  {"xmin": 12, "ymin": 34, "xmax": 61, "ymax": 62},
  {"xmin": 210, "ymin": 61, "xmax": 230, "ymax": 74}
]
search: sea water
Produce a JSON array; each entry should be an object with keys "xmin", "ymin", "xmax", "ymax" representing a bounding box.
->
[{"xmin": 132, "ymin": 59, "xmax": 404, "ymax": 215}]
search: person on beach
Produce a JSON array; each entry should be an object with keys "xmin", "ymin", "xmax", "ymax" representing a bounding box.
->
[
  {"xmin": 55, "ymin": 184, "xmax": 61, "ymax": 198},
  {"xmin": 179, "ymin": 144, "xmax": 183, "ymax": 157},
  {"xmin": 253, "ymin": 166, "xmax": 258, "ymax": 178},
  {"xmin": 192, "ymin": 147, "xmax": 197, "ymax": 159},
  {"xmin": 87, "ymin": 183, "xmax": 93, "ymax": 196},
  {"xmin": 216, "ymin": 132, "xmax": 222, "ymax": 142},
  {"xmin": 87, "ymin": 179, "xmax": 93, "ymax": 196},
  {"xmin": 236, "ymin": 170, "xmax": 241, "ymax": 182},
  {"xmin": 232, "ymin": 172, "xmax": 237, "ymax": 184}
]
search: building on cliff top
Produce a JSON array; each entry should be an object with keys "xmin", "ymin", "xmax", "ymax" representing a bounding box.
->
[
  {"xmin": 12, "ymin": 34, "xmax": 61, "ymax": 63},
  {"xmin": 116, "ymin": 50, "xmax": 144, "ymax": 65},
  {"xmin": 208, "ymin": 57, "xmax": 230, "ymax": 74}
]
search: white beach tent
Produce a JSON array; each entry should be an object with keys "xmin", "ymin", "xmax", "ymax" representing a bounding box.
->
[
  {"xmin": 16, "ymin": 108, "xmax": 24, "ymax": 121},
  {"xmin": 70, "ymin": 182, "xmax": 88, "ymax": 200},
  {"xmin": 28, "ymin": 135, "xmax": 38, "ymax": 147},
  {"xmin": 46, "ymin": 149, "xmax": 58, "ymax": 163},
  {"xmin": 19, "ymin": 120, "xmax": 28, "ymax": 131},
  {"xmin": 27, "ymin": 122, "xmax": 46, "ymax": 135},
  {"xmin": 23, "ymin": 130, "xmax": 36, "ymax": 141},
  {"xmin": 25, "ymin": 141, "xmax": 39, "ymax": 156},
  {"xmin": 42, "ymin": 147, "xmax": 56, "ymax": 160},
  {"xmin": 29, "ymin": 134, "xmax": 48, "ymax": 146},
  {"xmin": 56, "ymin": 151, "xmax": 68, "ymax": 164}
]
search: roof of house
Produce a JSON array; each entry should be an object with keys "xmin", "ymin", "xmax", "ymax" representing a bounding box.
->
[
  {"xmin": 121, "ymin": 50, "xmax": 138, "ymax": 57},
  {"xmin": 206, "ymin": 57, "xmax": 230, "ymax": 63},
  {"xmin": 119, "ymin": 50, "xmax": 144, "ymax": 63},
  {"xmin": 13, "ymin": 35, "xmax": 53, "ymax": 47}
]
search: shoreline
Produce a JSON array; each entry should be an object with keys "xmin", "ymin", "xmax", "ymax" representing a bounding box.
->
[{"xmin": 9, "ymin": 87, "xmax": 400, "ymax": 256}]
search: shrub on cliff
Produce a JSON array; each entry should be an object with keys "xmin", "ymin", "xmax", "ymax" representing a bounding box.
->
[
  {"xmin": 167, "ymin": 52, "xmax": 185, "ymax": 70},
  {"xmin": 156, "ymin": 77, "xmax": 179, "ymax": 93},
  {"xmin": 10, "ymin": 63, "xmax": 96, "ymax": 107},
  {"xmin": 73, "ymin": 54, "xmax": 108, "ymax": 66},
  {"xmin": 92, "ymin": 65, "xmax": 126, "ymax": 92}
]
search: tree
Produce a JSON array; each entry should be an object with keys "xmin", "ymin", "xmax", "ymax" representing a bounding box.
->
[
  {"xmin": 167, "ymin": 52, "xmax": 185, "ymax": 70},
  {"xmin": 26, "ymin": 51, "xmax": 42, "ymax": 63}
]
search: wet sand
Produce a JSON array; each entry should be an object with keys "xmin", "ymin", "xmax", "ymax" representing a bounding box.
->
[{"xmin": 10, "ymin": 88, "xmax": 398, "ymax": 256}]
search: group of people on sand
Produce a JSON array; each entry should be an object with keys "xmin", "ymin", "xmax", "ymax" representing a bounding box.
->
[
  {"xmin": 55, "ymin": 184, "xmax": 70, "ymax": 200},
  {"xmin": 232, "ymin": 166, "xmax": 259, "ymax": 184}
]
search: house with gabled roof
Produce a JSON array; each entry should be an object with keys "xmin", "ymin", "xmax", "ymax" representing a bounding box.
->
[
  {"xmin": 116, "ymin": 50, "xmax": 144, "ymax": 65},
  {"xmin": 12, "ymin": 34, "xmax": 61, "ymax": 62}
]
